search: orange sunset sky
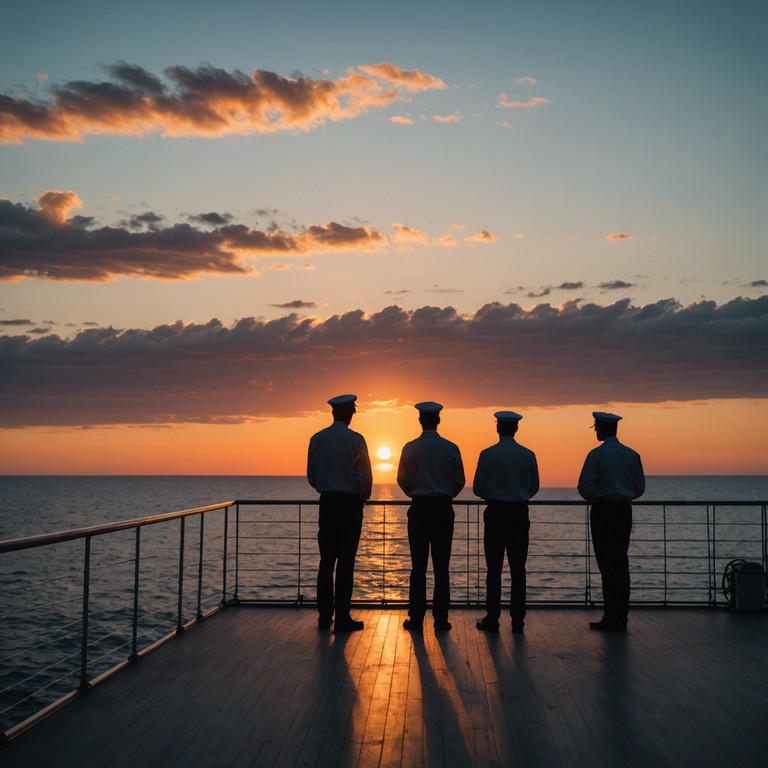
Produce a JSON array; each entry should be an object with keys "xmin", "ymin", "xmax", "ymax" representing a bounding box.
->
[{"xmin": 1, "ymin": 0, "xmax": 766, "ymax": 483}]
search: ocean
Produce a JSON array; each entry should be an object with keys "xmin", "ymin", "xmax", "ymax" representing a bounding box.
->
[
  {"xmin": 3, "ymin": 474, "xmax": 768, "ymax": 539},
  {"xmin": 1, "ymin": 475, "xmax": 766, "ymax": 731}
]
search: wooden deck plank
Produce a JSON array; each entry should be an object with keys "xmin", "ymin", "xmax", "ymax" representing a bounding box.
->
[{"xmin": 2, "ymin": 607, "xmax": 768, "ymax": 768}]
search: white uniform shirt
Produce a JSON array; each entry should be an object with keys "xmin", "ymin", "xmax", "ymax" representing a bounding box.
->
[
  {"xmin": 472, "ymin": 437, "xmax": 540, "ymax": 502},
  {"xmin": 397, "ymin": 430, "xmax": 465, "ymax": 498},
  {"xmin": 307, "ymin": 421, "xmax": 373, "ymax": 499},
  {"xmin": 577, "ymin": 436, "xmax": 645, "ymax": 502}
]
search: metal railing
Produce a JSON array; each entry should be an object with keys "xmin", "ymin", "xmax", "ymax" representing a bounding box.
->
[
  {"xmin": 231, "ymin": 499, "xmax": 768, "ymax": 608},
  {"xmin": 0, "ymin": 501, "xmax": 237, "ymax": 741},
  {"xmin": 1, "ymin": 497, "xmax": 766, "ymax": 741}
]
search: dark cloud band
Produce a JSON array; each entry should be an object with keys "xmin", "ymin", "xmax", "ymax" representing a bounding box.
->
[
  {"xmin": 1, "ymin": 297, "xmax": 765, "ymax": 427},
  {"xmin": 0, "ymin": 196, "xmax": 386, "ymax": 281}
]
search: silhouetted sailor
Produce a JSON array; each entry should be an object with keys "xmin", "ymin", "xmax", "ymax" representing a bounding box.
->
[
  {"xmin": 397, "ymin": 401, "xmax": 465, "ymax": 632},
  {"xmin": 307, "ymin": 394, "xmax": 372, "ymax": 633},
  {"xmin": 578, "ymin": 412, "xmax": 645, "ymax": 632},
  {"xmin": 473, "ymin": 411, "xmax": 539, "ymax": 633}
]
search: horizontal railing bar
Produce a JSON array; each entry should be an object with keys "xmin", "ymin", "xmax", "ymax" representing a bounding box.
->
[
  {"xmin": 235, "ymin": 499, "xmax": 765, "ymax": 506},
  {"xmin": 4, "ymin": 498, "xmax": 749, "ymax": 553},
  {"xmin": 0, "ymin": 501, "xmax": 235, "ymax": 554},
  {"xmin": 4, "ymin": 497, "xmax": 762, "ymax": 554}
]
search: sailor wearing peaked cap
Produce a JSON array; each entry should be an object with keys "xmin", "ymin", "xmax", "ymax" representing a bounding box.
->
[
  {"xmin": 494, "ymin": 411, "xmax": 523, "ymax": 423},
  {"xmin": 473, "ymin": 409, "xmax": 539, "ymax": 633},
  {"xmin": 307, "ymin": 394, "xmax": 372, "ymax": 633},
  {"xmin": 327, "ymin": 394, "xmax": 357, "ymax": 407},
  {"xmin": 591, "ymin": 411, "xmax": 622, "ymax": 425},
  {"xmin": 398, "ymin": 401, "xmax": 465, "ymax": 632},
  {"xmin": 414, "ymin": 401, "xmax": 443, "ymax": 414},
  {"xmin": 578, "ymin": 410, "xmax": 645, "ymax": 632}
]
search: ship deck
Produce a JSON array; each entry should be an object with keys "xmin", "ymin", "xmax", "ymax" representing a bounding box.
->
[{"xmin": 3, "ymin": 606, "xmax": 767, "ymax": 767}]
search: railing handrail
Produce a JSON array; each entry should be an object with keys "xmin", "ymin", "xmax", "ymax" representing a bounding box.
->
[
  {"xmin": 0, "ymin": 500, "xmax": 235, "ymax": 554},
  {"xmin": 2, "ymin": 498, "xmax": 764, "ymax": 555},
  {"xmin": 238, "ymin": 499, "xmax": 766, "ymax": 506}
]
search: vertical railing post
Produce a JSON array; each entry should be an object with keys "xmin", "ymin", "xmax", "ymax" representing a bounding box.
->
[
  {"xmin": 584, "ymin": 504, "xmax": 592, "ymax": 606},
  {"xmin": 711, "ymin": 505, "xmax": 717, "ymax": 607},
  {"xmin": 477, "ymin": 504, "xmax": 481, "ymax": 605},
  {"xmin": 297, "ymin": 503, "xmax": 302, "ymax": 604},
  {"xmin": 381, "ymin": 504, "xmax": 387, "ymax": 605},
  {"xmin": 131, "ymin": 527, "xmax": 141, "ymax": 659},
  {"xmin": 705, "ymin": 504, "xmax": 712, "ymax": 605},
  {"xmin": 761, "ymin": 504, "xmax": 768, "ymax": 573},
  {"xmin": 465, "ymin": 503, "xmax": 470, "ymax": 604},
  {"xmin": 177, "ymin": 517, "xmax": 185, "ymax": 634},
  {"xmin": 222, "ymin": 506, "xmax": 229, "ymax": 605},
  {"xmin": 79, "ymin": 535, "xmax": 92, "ymax": 692},
  {"xmin": 197, "ymin": 513, "xmax": 205, "ymax": 620},
  {"xmin": 662, "ymin": 505, "xmax": 668, "ymax": 606},
  {"xmin": 234, "ymin": 503, "xmax": 240, "ymax": 604}
]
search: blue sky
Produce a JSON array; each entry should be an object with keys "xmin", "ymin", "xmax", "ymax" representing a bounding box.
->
[{"xmin": 2, "ymin": 0, "xmax": 764, "ymax": 327}]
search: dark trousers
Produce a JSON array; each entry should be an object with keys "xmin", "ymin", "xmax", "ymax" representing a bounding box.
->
[
  {"xmin": 483, "ymin": 502, "xmax": 530, "ymax": 623},
  {"xmin": 317, "ymin": 492, "xmax": 363, "ymax": 621},
  {"xmin": 590, "ymin": 500, "xmax": 633, "ymax": 624},
  {"xmin": 407, "ymin": 496, "xmax": 455, "ymax": 622}
]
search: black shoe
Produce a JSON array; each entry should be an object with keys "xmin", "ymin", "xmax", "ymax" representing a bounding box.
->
[
  {"xmin": 512, "ymin": 621, "xmax": 525, "ymax": 634},
  {"xmin": 403, "ymin": 618, "xmax": 423, "ymax": 632},
  {"xmin": 434, "ymin": 619, "xmax": 452, "ymax": 632},
  {"xmin": 333, "ymin": 617, "xmax": 364, "ymax": 633},
  {"xmin": 589, "ymin": 620, "xmax": 625, "ymax": 632},
  {"xmin": 476, "ymin": 617, "xmax": 500, "ymax": 632},
  {"xmin": 318, "ymin": 616, "xmax": 332, "ymax": 630}
]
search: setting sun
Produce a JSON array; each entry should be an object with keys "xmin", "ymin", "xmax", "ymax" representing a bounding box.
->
[{"xmin": 376, "ymin": 446, "xmax": 392, "ymax": 460}]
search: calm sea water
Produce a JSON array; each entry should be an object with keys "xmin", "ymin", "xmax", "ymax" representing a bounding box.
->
[
  {"xmin": 1, "ymin": 475, "xmax": 766, "ymax": 731},
  {"xmin": 2, "ymin": 474, "xmax": 768, "ymax": 539}
]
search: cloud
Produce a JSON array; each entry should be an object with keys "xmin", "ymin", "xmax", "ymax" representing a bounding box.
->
[
  {"xmin": 1, "ymin": 297, "xmax": 765, "ymax": 427},
  {"xmin": 557, "ymin": 281, "xmax": 585, "ymax": 290},
  {"xmin": 389, "ymin": 115, "xmax": 413, "ymax": 125},
  {"xmin": 0, "ymin": 192, "xmax": 394, "ymax": 281},
  {"xmin": 122, "ymin": 211, "xmax": 165, "ymax": 230},
  {"xmin": 433, "ymin": 111, "xmax": 461, "ymax": 123},
  {"xmin": 0, "ymin": 318, "xmax": 35, "ymax": 326},
  {"xmin": 526, "ymin": 287, "xmax": 551, "ymax": 299},
  {"xmin": 1, "ymin": 61, "xmax": 447, "ymax": 144},
  {"xmin": 357, "ymin": 63, "xmax": 446, "ymax": 92},
  {"xmin": 498, "ymin": 94, "xmax": 551, "ymax": 109},
  {"xmin": 270, "ymin": 300, "xmax": 318, "ymax": 309},
  {"xmin": 607, "ymin": 233, "xmax": 634, "ymax": 241},
  {"xmin": 2, "ymin": 192, "xmax": 499, "ymax": 281},
  {"xmin": 599, "ymin": 280, "xmax": 635, "ymax": 290},
  {"xmin": 392, "ymin": 222, "xmax": 428, "ymax": 245},
  {"xmin": 514, "ymin": 76, "xmax": 537, "ymax": 86},
  {"xmin": 35, "ymin": 190, "xmax": 83, "ymax": 223},
  {"xmin": 187, "ymin": 212, "xmax": 234, "ymax": 226},
  {"xmin": 749, "ymin": 279, "xmax": 767, "ymax": 288},
  {"xmin": 465, "ymin": 230, "xmax": 500, "ymax": 244}
]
